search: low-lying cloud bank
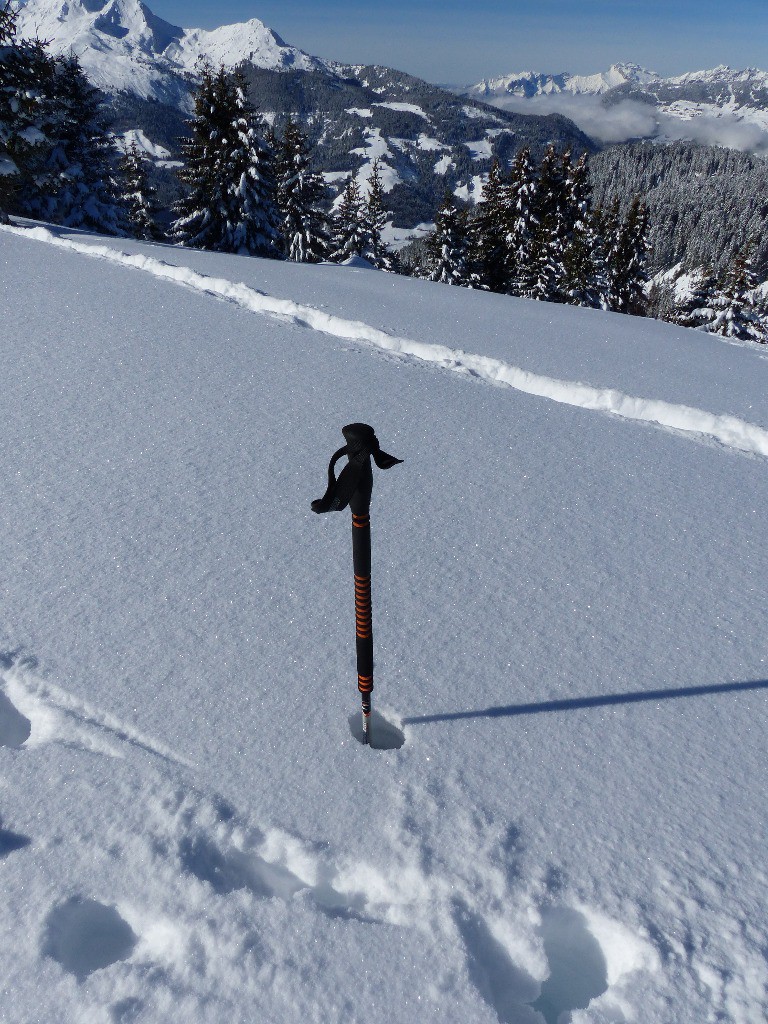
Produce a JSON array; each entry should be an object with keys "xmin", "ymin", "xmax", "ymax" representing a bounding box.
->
[{"xmin": 486, "ymin": 93, "xmax": 768, "ymax": 154}]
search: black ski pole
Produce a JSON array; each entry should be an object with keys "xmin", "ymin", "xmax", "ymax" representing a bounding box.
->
[{"xmin": 312, "ymin": 423, "xmax": 402, "ymax": 745}]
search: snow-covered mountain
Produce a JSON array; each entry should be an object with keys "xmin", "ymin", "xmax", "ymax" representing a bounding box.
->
[
  {"xmin": 471, "ymin": 63, "xmax": 660, "ymax": 99},
  {"xmin": 14, "ymin": 0, "xmax": 327, "ymax": 105},
  {"xmin": 467, "ymin": 64, "xmax": 768, "ymax": 154}
]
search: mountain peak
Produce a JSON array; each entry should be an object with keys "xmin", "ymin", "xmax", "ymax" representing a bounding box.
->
[{"xmin": 15, "ymin": 0, "xmax": 326, "ymax": 104}]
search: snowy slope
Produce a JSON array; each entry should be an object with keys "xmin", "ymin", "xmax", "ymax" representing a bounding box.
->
[
  {"xmin": 1, "ymin": 220, "xmax": 767, "ymax": 1024},
  {"xmin": 14, "ymin": 0, "xmax": 326, "ymax": 104}
]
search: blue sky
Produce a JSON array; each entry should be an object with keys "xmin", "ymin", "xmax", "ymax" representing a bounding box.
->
[{"xmin": 148, "ymin": 1, "xmax": 767, "ymax": 83}]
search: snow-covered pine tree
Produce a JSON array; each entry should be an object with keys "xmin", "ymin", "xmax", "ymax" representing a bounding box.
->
[
  {"xmin": 710, "ymin": 242, "xmax": 767, "ymax": 342},
  {"xmin": 363, "ymin": 159, "xmax": 398, "ymax": 271},
  {"xmin": 561, "ymin": 152, "xmax": 605, "ymax": 308},
  {"xmin": 670, "ymin": 265, "xmax": 718, "ymax": 330},
  {"xmin": 20, "ymin": 52, "xmax": 126, "ymax": 234},
  {"xmin": 525, "ymin": 145, "xmax": 568, "ymax": 303},
  {"xmin": 469, "ymin": 160, "xmax": 508, "ymax": 292},
  {"xmin": 329, "ymin": 175, "xmax": 369, "ymax": 263},
  {"xmin": 172, "ymin": 65, "xmax": 281, "ymax": 257},
  {"xmin": 170, "ymin": 61, "xmax": 220, "ymax": 247},
  {"xmin": 606, "ymin": 196, "xmax": 649, "ymax": 315},
  {"xmin": 505, "ymin": 146, "xmax": 537, "ymax": 297},
  {"xmin": 427, "ymin": 192, "xmax": 471, "ymax": 286},
  {"xmin": 0, "ymin": 2, "xmax": 52, "ymax": 222},
  {"xmin": 275, "ymin": 117, "xmax": 328, "ymax": 263},
  {"xmin": 118, "ymin": 141, "xmax": 162, "ymax": 241},
  {"xmin": 224, "ymin": 69, "xmax": 281, "ymax": 256}
]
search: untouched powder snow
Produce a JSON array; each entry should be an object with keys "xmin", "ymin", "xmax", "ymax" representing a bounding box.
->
[
  {"xmin": 6, "ymin": 224, "xmax": 768, "ymax": 460},
  {"xmin": 1, "ymin": 221, "xmax": 767, "ymax": 1024}
]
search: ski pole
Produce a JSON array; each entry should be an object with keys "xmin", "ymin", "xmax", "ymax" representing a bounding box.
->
[{"xmin": 311, "ymin": 423, "xmax": 402, "ymax": 745}]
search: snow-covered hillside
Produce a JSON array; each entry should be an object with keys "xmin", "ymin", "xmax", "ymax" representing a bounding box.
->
[
  {"xmin": 468, "ymin": 64, "xmax": 768, "ymax": 153},
  {"xmin": 14, "ymin": 0, "xmax": 326, "ymax": 104},
  {"xmin": 1, "ymin": 220, "xmax": 767, "ymax": 1024}
]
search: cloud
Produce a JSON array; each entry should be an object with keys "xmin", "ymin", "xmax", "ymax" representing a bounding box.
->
[
  {"xmin": 484, "ymin": 92, "xmax": 768, "ymax": 154},
  {"xmin": 486, "ymin": 93, "xmax": 660, "ymax": 144},
  {"xmin": 657, "ymin": 112, "xmax": 768, "ymax": 154}
]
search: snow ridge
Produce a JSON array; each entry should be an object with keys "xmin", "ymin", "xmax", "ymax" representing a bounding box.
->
[
  {"xmin": 4, "ymin": 223, "xmax": 768, "ymax": 460},
  {"xmin": 14, "ymin": 0, "xmax": 325, "ymax": 103}
]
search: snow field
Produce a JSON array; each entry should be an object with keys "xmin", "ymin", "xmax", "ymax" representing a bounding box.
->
[
  {"xmin": 1, "ymin": 222, "xmax": 767, "ymax": 1023},
  {"xmin": 5, "ymin": 224, "xmax": 768, "ymax": 459},
  {"xmin": 1, "ymin": 654, "xmax": 661, "ymax": 1024}
]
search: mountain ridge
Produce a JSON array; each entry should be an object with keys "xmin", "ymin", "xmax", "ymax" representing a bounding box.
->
[
  {"xmin": 469, "ymin": 63, "xmax": 768, "ymax": 99},
  {"xmin": 466, "ymin": 63, "xmax": 768, "ymax": 155},
  {"xmin": 14, "ymin": 0, "xmax": 328, "ymax": 105}
]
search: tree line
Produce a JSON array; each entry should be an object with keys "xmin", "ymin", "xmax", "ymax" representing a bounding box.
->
[
  {"xmin": 647, "ymin": 241, "xmax": 767, "ymax": 344},
  {"xmin": 416, "ymin": 147, "xmax": 650, "ymax": 316}
]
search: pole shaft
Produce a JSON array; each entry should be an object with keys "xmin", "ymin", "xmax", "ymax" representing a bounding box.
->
[{"xmin": 351, "ymin": 506, "xmax": 373, "ymax": 742}]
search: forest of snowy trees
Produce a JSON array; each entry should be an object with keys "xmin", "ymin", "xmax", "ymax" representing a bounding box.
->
[{"xmin": 1, "ymin": 0, "xmax": 766, "ymax": 342}]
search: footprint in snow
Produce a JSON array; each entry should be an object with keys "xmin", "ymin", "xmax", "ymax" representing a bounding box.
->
[
  {"xmin": 179, "ymin": 833, "xmax": 308, "ymax": 900},
  {"xmin": 110, "ymin": 996, "xmax": 144, "ymax": 1023},
  {"xmin": 530, "ymin": 907, "xmax": 608, "ymax": 1024},
  {"xmin": 455, "ymin": 902, "xmax": 609, "ymax": 1024},
  {"xmin": 453, "ymin": 903, "xmax": 541, "ymax": 1024},
  {"xmin": 0, "ymin": 689, "xmax": 31, "ymax": 748},
  {"xmin": 42, "ymin": 897, "xmax": 138, "ymax": 982},
  {"xmin": 178, "ymin": 830, "xmax": 374, "ymax": 922},
  {"xmin": 0, "ymin": 816, "xmax": 31, "ymax": 858}
]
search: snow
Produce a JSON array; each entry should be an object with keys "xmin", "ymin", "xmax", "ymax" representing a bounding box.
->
[
  {"xmin": 434, "ymin": 154, "xmax": 455, "ymax": 175},
  {"xmin": 462, "ymin": 104, "xmax": 503, "ymax": 121},
  {"xmin": 415, "ymin": 135, "xmax": 447, "ymax": 152},
  {"xmin": 346, "ymin": 108, "xmax": 374, "ymax": 118},
  {"xmin": 454, "ymin": 173, "xmax": 487, "ymax": 202},
  {"xmin": 15, "ymin": 0, "xmax": 327, "ymax": 104},
  {"xmin": 373, "ymin": 102, "xmax": 429, "ymax": 119},
  {"xmin": 381, "ymin": 221, "xmax": 435, "ymax": 249},
  {"xmin": 1, "ymin": 219, "xmax": 768, "ymax": 1024},
  {"xmin": 465, "ymin": 139, "xmax": 494, "ymax": 160},
  {"xmin": 350, "ymin": 129, "xmax": 401, "ymax": 194},
  {"xmin": 115, "ymin": 128, "xmax": 178, "ymax": 167}
]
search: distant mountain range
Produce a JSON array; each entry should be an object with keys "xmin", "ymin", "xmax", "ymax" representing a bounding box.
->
[{"xmin": 465, "ymin": 63, "xmax": 768, "ymax": 154}]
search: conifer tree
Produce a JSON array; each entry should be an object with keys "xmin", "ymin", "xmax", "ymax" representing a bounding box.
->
[
  {"xmin": 21, "ymin": 52, "xmax": 126, "ymax": 234},
  {"xmin": 525, "ymin": 146, "xmax": 568, "ymax": 303},
  {"xmin": 363, "ymin": 159, "xmax": 398, "ymax": 271},
  {"xmin": 172, "ymin": 65, "xmax": 280, "ymax": 256},
  {"xmin": 118, "ymin": 141, "xmax": 162, "ymax": 241},
  {"xmin": 329, "ymin": 175, "xmax": 369, "ymax": 262},
  {"xmin": 562, "ymin": 153, "xmax": 605, "ymax": 307},
  {"xmin": 470, "ymin": 160, "xmax": 509, "ymax": 292},
  {"xmin": 606, "ymin": 197, "xmax": 650, "ymax": 315},
  {"xmin": 0, "ymin": 3, "xmax": 52, "ymax": 221},
  {"xmin": 505, "ymin": 146, "xmax": 537, "ymax": 296},
  {"xmin": 710, "ymin": 242, "xmax": 766, "ymax": 342},
  {"xmin": 671, "ymin": 265, "xmax": 718, "ymax": 330},
  {"xmin": 275, "ymin": 117, "xmax": 328, "ymax": 263},
  {"xmin": 427, "ymin": 192, "xmax": 471, "ymax": 286}
]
